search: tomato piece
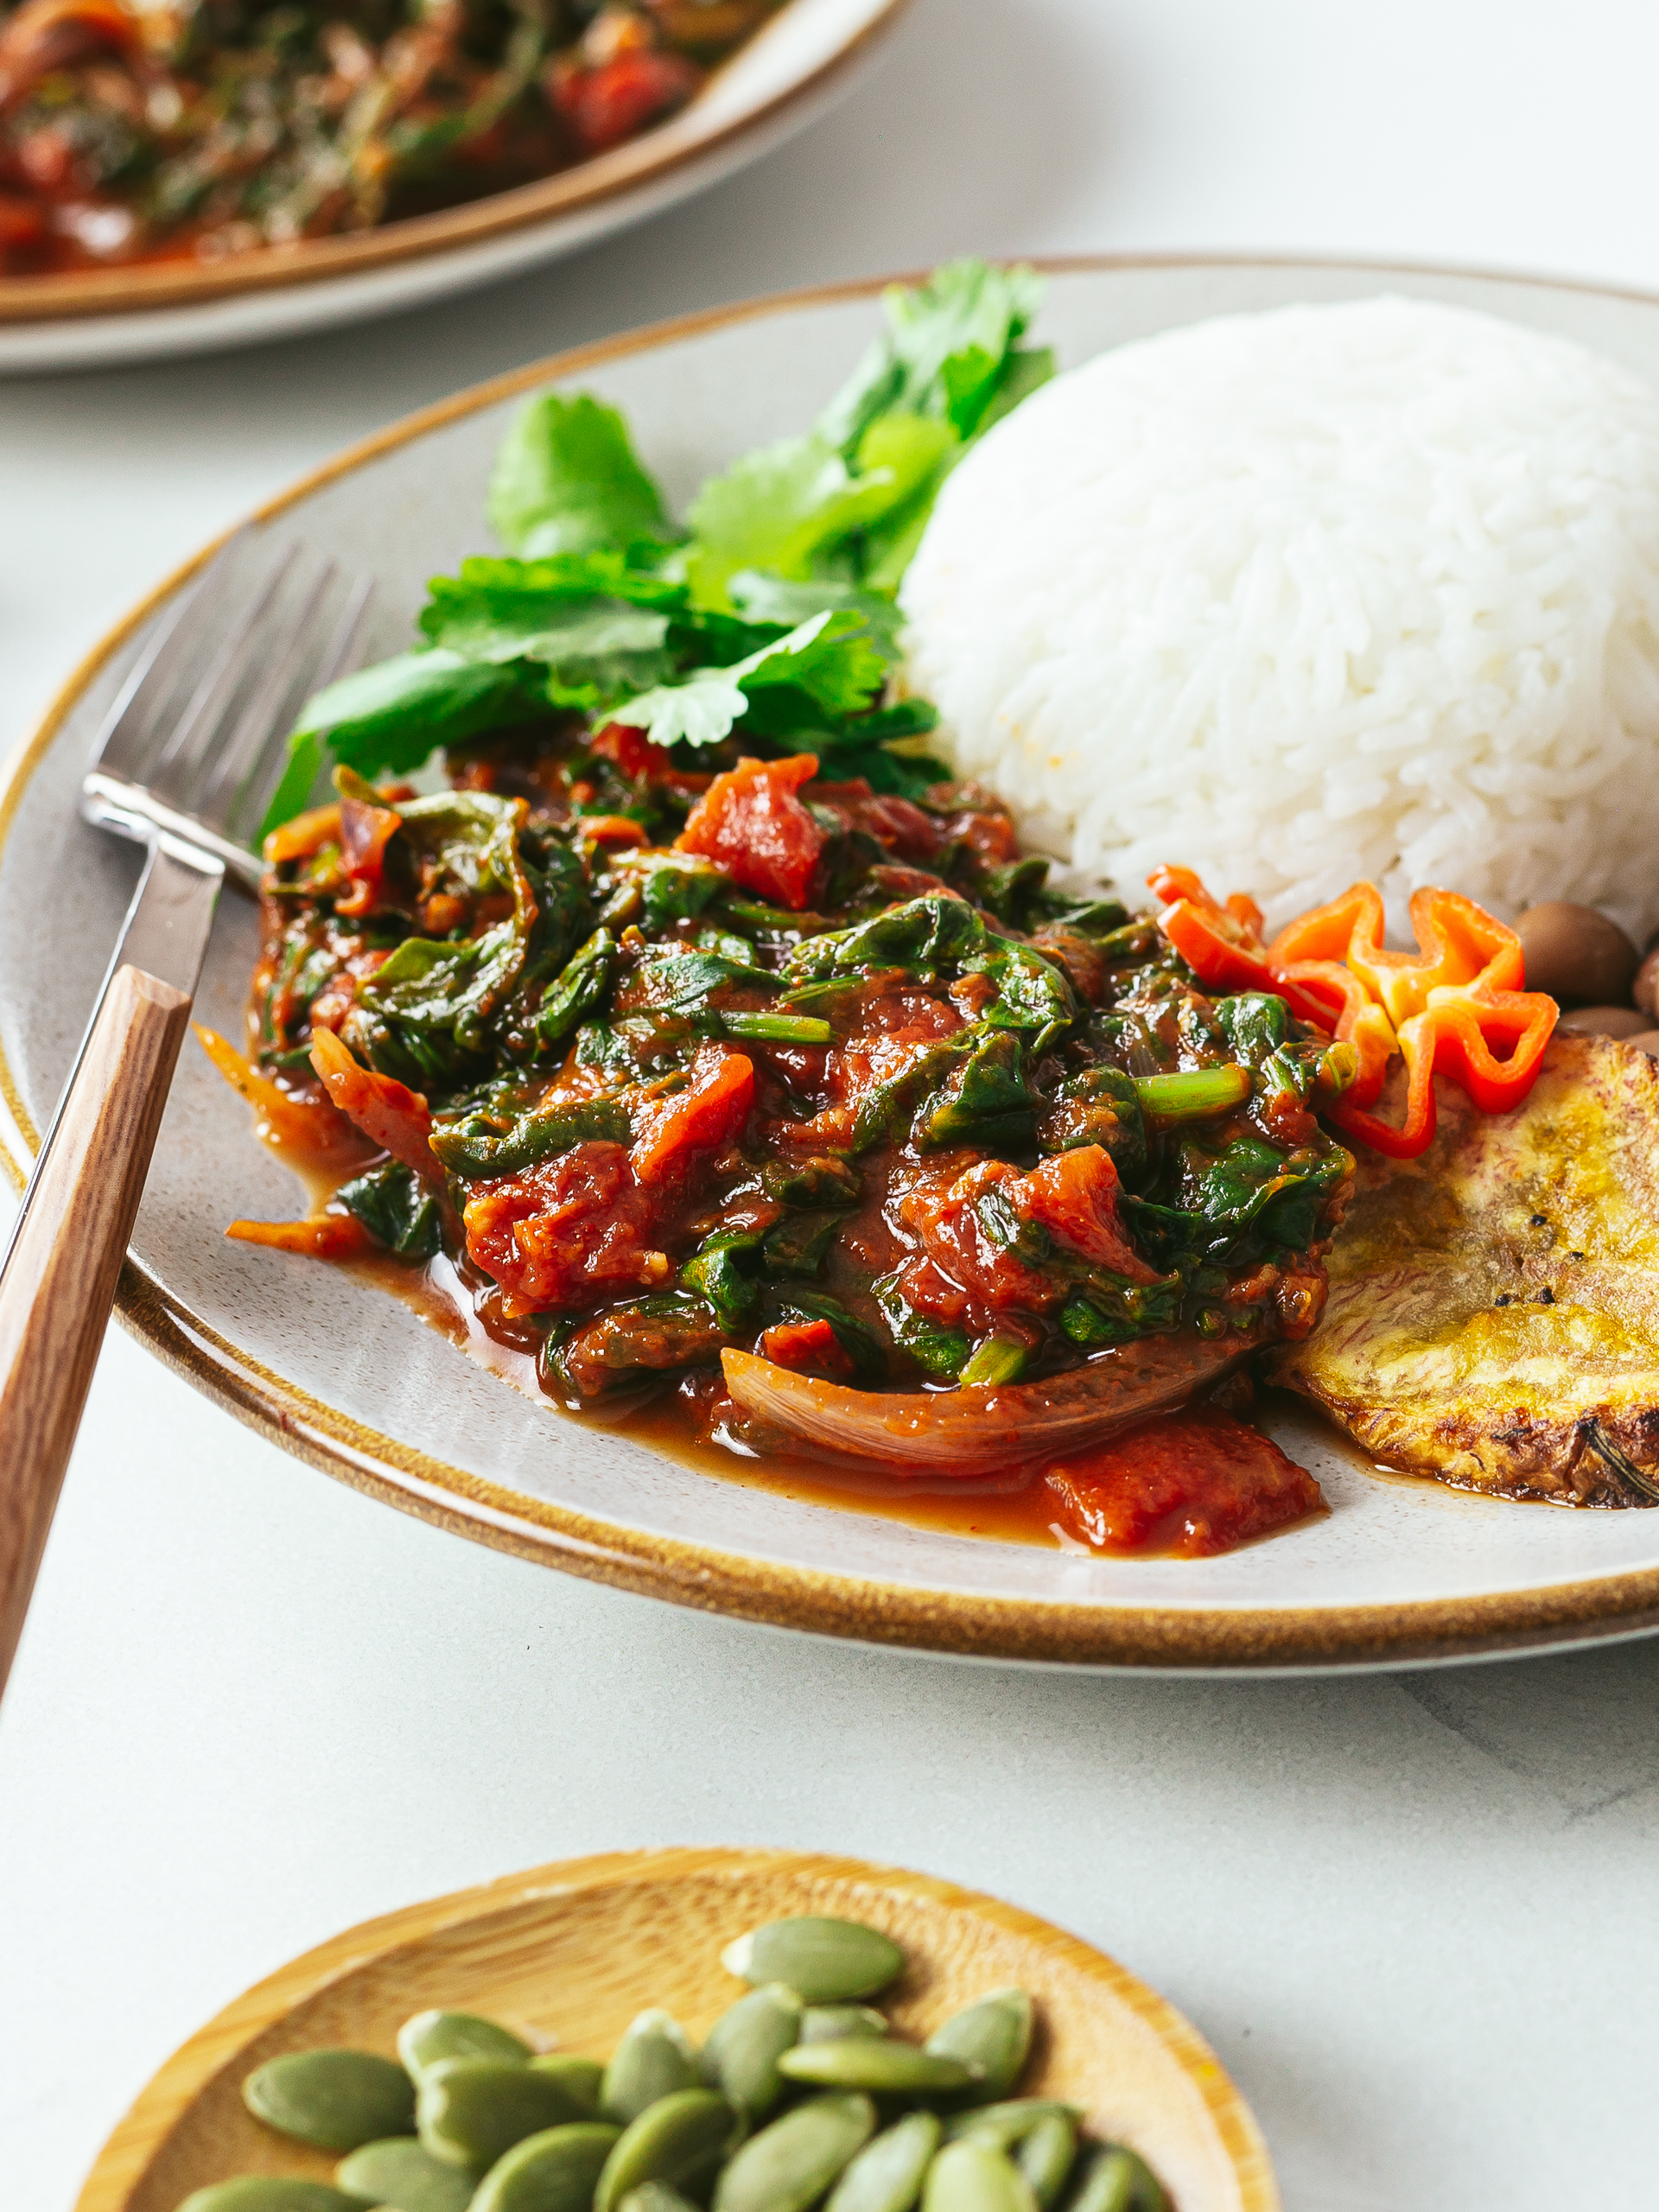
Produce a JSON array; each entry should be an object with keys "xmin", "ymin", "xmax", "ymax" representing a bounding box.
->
[
  {"xmin": 225, "ymin": 1212, "xmax": 373, "ymax": 1260},
  {"xmin": 335, "ymin": 787, "xmax": 403, "ymax": 918},
  {"xmin": 1023, "ymin": 1145, "xmax": 1161, "ymax": 1284},
  {"xmin": 263, "ymin": 801, "xmax": 342, "ymax": 867},
  {"xmin": 630, "ymin": 1046, "xmax": 755, "ymax": 1185},
  {"xmin": 308, "ymin": 1027, "xmax": 437, "ymax": 1181},
  {"xmin": 195, "ymin": 1024, "xmax": 365, "ymax": 1160},
  {"xmin": 577, "ymin": 813, "xmax": 649, "ymax": 848},
  {"xmin": 590, "ymin": 721, "xmax": 675, "ymax": 781},
  {"xmin": 463, "ymin": 1140, "xmax": 669, "ymax": 1316},
  {"xmin": 676, "ymin": 753, "xmax": 825, "ymax": 910},
  {"xmin": 556, "ymin": 49, "xmax": 702, "ymax": 153},
  {"xmin": 759, "ymin": 1317, "xmax": 855, "ymax": 1382},
  {"xmin": 1044, "ymin": 1406, "xmax": 1325, "ymax": 1556}
]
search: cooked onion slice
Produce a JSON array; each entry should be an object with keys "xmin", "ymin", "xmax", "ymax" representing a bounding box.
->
[{"xmin": 721, "ymin": 1334, "xmax": 1249, "ymax": 1471}]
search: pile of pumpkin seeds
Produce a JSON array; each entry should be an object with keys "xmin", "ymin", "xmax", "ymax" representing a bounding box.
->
[{"xmin": 180, "ymin": 1915, "xmax": 1168, "ymax": 2212}]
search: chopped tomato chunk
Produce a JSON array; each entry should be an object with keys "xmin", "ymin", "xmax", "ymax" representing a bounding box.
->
[
  {"xmin": 676, "ymin": 753, "xmax": 824, "ymax": 909},
  {"xmin": 630, "ymin": 1046, "xmax": 754, "ymax": 1185},
  {"xmin": 463, "ymin": 1140, "xmax": 669, "ymax": 1316},
  {"xmin": 226, "ymin": 1212, "xmax": 373, "ymax": 1260},
  {"xmin": 556, "ymin": 48, "xmax": 701, "ymax": 152},
  {"xmin": 1044, "ymin": 1406, "xmax": 1325, "ymax": 1556},
  {"xmin": 759, "ymin": 1317, "xmax": 855, "ymax": 1381},
  {"xmin": 590, "ymin": 721, "xmax": 675, "ymax": 781},
  {"xmin": 308, "ymin": 1027, "xmax": 437, "ymax": 1181},
  {"xmin": 336, "ymin": 786, "xmax": 404, "ymax": 918},
  {"xmin": 1024, "ymin": 1145, "xmax": 1160, "ymax": 1284}
]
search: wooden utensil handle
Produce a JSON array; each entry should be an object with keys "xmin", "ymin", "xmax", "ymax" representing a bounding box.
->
[{"xmin": 0, "ymin": 963, "xmax": 193, "ymax": 1695}]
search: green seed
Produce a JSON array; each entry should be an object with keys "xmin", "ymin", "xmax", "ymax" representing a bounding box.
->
[
  {"xmin": 713, "ymin": 2092, "xmax": 878, "ymax": 2212},
  {"xmin": 778, "ymin": 2042, "xmax": 973, "ymax": 2096},
  {"xmin": 721, "ymin": 1919, "xmax": 904, "ymax": 2005},
  {"xmin": 528, "ymin": 2055, "xmax": 606, "ymax": 2111},
  {"xmin": 924, "ymin": 1993, "xmax": 1033, "ymax": 2102},
  {"xmin": 799, "ymin": 2008, "xmax": 888, "ymax": 2047},
  {"xmin": 398, "ymin": 2012, "xmax": 534, "ymax": 2081},
  {"xmin": 824, "ymin": 2111, "xmax": 940, "ymax": 2212},
  {"xmin": 470, "ymin": 2120, "xmax": 622, "ymax": 2212},
  {"xmin": 702, "ymin": 1985, "xmax": 803, "ymax": 2118},
  {"xmin": 1062, "ymin": 2148, "xmax": 1167, "ymax": 2212},
  {"xmin": 943, "ymin": 2104, "xmax": 1082, "ymax": 2150},
  {"xmin": 601, "ymin": 2010, "xmax": 701, "ymax": 2124},
  {"xmin": 1015, "ymin": 2115, "xmax": 1077, "ymax": 2209},
  {"xmin": 922, "ymin": 2142, "xmax": 1038, "ymax": 2212},
  {"xmin": 596, "ymin": 2087, "xmax": 739, "ymax": 2212},
  {"xmin": 335, "ymin": 2139, "xmax": 475, "ymax": 2212},
  {"xmin": 244, "ymin": 2051, "xmax": 416, "ymax": 2152},
  {"xmin": 618, "ymin": 2188, "xmax": 702, "ymax": 2212},
  {"xmin": 417, "ymin": 2057, "xmax": 600, "ymax": 2171},
  {"xmin": 179, "ymin": 2188, "xmax": 359, "ymax": 2212}
]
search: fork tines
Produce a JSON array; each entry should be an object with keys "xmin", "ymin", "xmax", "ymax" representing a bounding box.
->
[{"xmin": 81, "ymin": 531, "xmax": 378, "ymax": 889}]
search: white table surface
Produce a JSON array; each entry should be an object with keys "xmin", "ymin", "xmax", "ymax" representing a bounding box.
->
[{"xmin": 7, "ymin": 3, "xmax": 1659, "ymax": 2207}]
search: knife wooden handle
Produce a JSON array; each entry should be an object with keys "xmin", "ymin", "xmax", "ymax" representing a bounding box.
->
[{"xmin": 0, "ymin": 963, "xmax": 193, "ymax": 1698}]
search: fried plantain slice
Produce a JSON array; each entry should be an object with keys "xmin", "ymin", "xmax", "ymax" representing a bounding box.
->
[{"xmin": 1272, "ymin": 1033, "xmax": 1659, "ymax": 1504}]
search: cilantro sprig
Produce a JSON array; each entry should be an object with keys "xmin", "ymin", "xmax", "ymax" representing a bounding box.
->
[{"xmin": 262, "ymin": 259, "xmax": 1052, "ymax": 834}]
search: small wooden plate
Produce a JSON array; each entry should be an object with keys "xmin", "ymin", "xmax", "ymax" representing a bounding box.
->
[{"xmin": 72, "ymin": 1847, "xmax": 1277, "ymax": 2212}]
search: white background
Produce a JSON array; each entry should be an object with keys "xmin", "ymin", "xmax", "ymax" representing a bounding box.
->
[{"xmin": 7, "ymin": 4, "xmax": 1659, "ymax": 2208}]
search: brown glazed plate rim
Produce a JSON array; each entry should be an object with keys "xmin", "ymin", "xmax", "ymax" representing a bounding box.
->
[
  {"xmin": 0, "ymin": 0, "xmax": 912, "ymax": 327},
  {"xmin": 10, "ymin": 252, "xmax": 1659, "ymax": 1671}
]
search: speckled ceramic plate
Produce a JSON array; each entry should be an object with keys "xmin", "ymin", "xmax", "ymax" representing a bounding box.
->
[
  {"xmin": 71, "ymin": 1847, "xmax": 1277, "ymax": 2212},
  {"xmin": 0, "ymin": 0, "xmax": 906, "ymax": 373},
  {"xmin": 10, "ymin": 257, "xmax": 1659, "ymax": 1671}
]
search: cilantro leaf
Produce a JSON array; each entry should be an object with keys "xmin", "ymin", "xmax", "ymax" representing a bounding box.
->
[
  {"xmin": 817, "ymin": 257, "xmax": 1047, "ymax": 453},
  {"xmin": 260, "ymin": 652, "xmax": 538, "ymax": 836},
  {"xmin": 487, "ymin": 392, "xmax": 674, "ymax": 558},
  {"xmin": 608, "ymin": 609, "xmax": 886, "ymax": 750},
  {"xmin": 728, "ymin": 572, "xmax": 906, "ymax": 666}
]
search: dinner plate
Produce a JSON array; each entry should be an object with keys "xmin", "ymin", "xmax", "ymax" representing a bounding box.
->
[
  {"xmin": 0, "ymin": 0, "xmax": 906, "ymax": 374},
  {"xmin": 10, "ymin": 255, "xmax": 1659, "ymax": 1672},
  {"xmin": 69, "ymin": 1846, "xmax": 1277, "ymax": 2212}
]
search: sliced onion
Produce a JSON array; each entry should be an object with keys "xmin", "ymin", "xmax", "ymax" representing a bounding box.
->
[{"xmin": 721, "ymin": 1333, "xmax": 1249, "ymax": 1471}]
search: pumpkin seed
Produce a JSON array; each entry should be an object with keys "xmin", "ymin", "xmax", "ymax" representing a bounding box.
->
[
  {"xmin": 713, "ymin": 2092, "xmax": 878, "ymax": 2212},
  {"xmin": 924, "ymin": 1993, "xmax": 1032, "ymax": 2102},
  {"xmin": 529, "ymin": 2055, "xmax": 606, "ymax": 2111},
  {"xmin": 596, "ymin": 2087, "xmax": 739, "ymax": 2212},
  {"xmin": 1062, "ymin": 2149, "xmax": 1166, "ymax": 2212},
  {"xmin": 601, "ymin": 2011, "xmax": 701, "ymax": 2124},
  {"xmin": 823, "ymin": 2111, "xmax": 940, "ymax": 2212},
  {"xmin": 470, "ymin": 2120, "xmax": 622, "ymax": 2212},
  {"xmin": 799, "ymin": 2008, "xmax": 888, "ymax": 2047},
  {"xmin": 244, "ymin": 2051, "xmax": 416, "ymax": 2152},
  {"xmin": 179, "ymin": 2188, "xmax": 359, "ymax": 2212},
  {"xmin": 721, "ymin": 1920, "xmax": 903, "ymax": 2005},
  {"xmin": 397, "ymin": 2012, "xmax": 533, "ymax": 2081},
  {"xmin": 922, "ymin": 2142, "xmax": 1038, "ymax": 2212},
  {"xmin": 618, "ymin": 2187, "xmax": 701, "ymax": 2212},
  {"xmin": 335, "ymin": 2138, "xmax": 476, "ymax": 2212},
  {"xmin": 417, "ymin": 2057, "xmax": 599, "ymax": 2171},
  {"xmin": 1015, "ymin": 2115, "xmax": 1076, "ymax": 2209},
  {"xmin": 943, "ymin": 2105, "xmax": 1082, "ymax": 2150},
  {"xmin": 778, "ymin": 2042, "xmax": 973, "ymax": 2097},
  {"xmin": 702, "ymin": 1986, "xmax": 803, "ymax": 2118}
]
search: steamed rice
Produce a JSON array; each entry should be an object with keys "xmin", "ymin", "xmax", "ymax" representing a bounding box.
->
[{"xmin": 899, "ymin": 294, "xmax": 1659, "ymax": 938}]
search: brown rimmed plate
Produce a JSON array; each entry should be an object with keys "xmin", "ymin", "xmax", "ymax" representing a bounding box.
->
[
  {"xmin": 11, "ymin": 257, "xmax": 1659, "ymax": 1670},
  {"xmin": 69, "ymin": 1845, "xmax": 1278, "ymax": 2212},
  {"xmin": 0, "ymin": 0, "xmax": 907, "ymax": 373}
]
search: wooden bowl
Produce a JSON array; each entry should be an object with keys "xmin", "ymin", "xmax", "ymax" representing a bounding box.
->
[{"xmin": 72, "ymin": 1848, "xmax": 1277, "ymax": 2212}]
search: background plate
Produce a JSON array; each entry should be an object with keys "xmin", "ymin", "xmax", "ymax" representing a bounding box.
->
[
  {"xmin": 9, "ymin": 257, "xmax": 1659, "ymax": 1669},
  {"xmin": 0, "ymin": 0, "xmax": 906, "ymax": 373}
]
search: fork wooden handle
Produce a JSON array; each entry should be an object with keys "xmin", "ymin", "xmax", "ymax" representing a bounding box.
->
[{"xmin": 0, "ymin": 964, "xmax": 193, "ymax": 1697}]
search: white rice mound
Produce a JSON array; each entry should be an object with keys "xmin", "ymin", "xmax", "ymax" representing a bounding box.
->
[{"xmin": 899, "ymin": 294, "xmax": 1659, "ymax": 938}]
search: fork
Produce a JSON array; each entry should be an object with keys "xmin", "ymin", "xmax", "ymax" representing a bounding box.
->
[{"xmin": 0, "ymin": 533, "xmax": 376, "ymax": 1701}]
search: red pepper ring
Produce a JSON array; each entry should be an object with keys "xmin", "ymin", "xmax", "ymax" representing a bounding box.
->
[
  {"xmin": 1149, "ymin": 867, "xmax": 1340, "ymax": 1032},
  {"xmin": 1332, "ymin": 985, "xmax": 1559, "ymax": 1158}
]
